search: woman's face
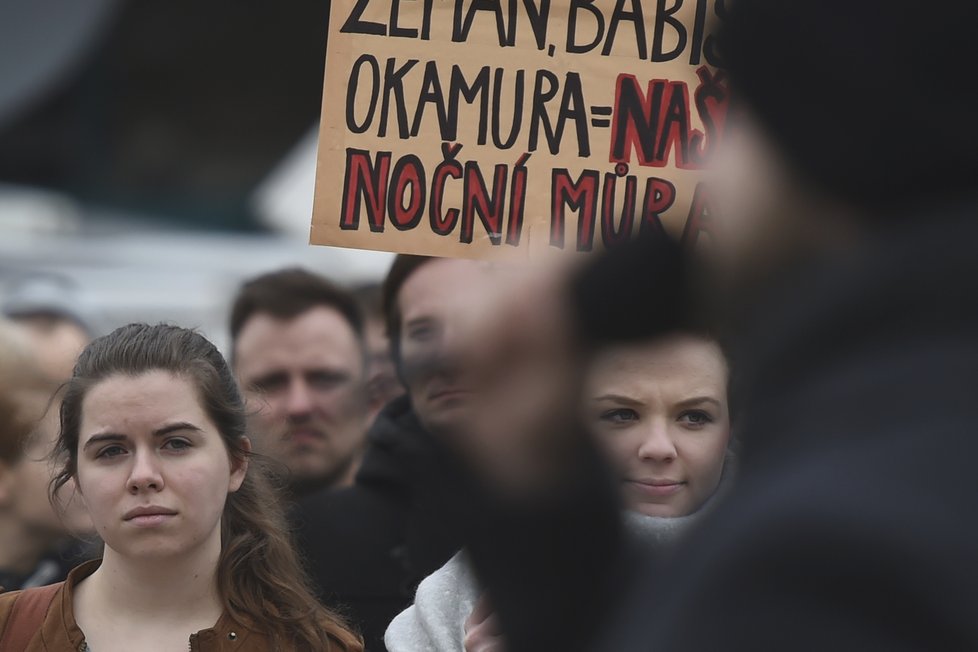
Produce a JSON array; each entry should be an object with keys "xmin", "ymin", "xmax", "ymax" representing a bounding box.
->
[
  {"xmin": 75, "ymin": 371, "xmax": 247, "ymax": 561},
  {"xmin": 586, "ymin": 336, "xmax": 730, "ymax": 518}
]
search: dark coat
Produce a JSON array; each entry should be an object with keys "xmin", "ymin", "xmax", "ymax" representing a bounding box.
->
[
  {"xmin": 295, "ymin": 396, "xmax": 463, "ymax": 652},
  {"xmin": 464, "ymin": 212, "xmax": 978, "ymax": 651}
]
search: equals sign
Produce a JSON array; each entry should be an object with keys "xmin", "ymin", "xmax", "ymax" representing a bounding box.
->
[{"xmin": 590, "ymin": 105, "xmax": 612, "ymax": 128}]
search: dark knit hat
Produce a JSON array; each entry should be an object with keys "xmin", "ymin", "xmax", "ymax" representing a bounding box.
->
[{"xmin": 721, "ymin": 0, "xmax": 978, "ymax": 212}]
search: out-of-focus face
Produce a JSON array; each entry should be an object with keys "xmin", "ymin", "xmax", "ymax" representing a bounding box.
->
[
  {"xmin": 397, "ymin": 259, "xmax": 496, "ymax": 435},
  {"xmin": 8, "ymin": 395, "xmax": 92, "ymax": 537},
  {"xmin": 234, "ymin": 307, "xmax": 369, "ymax": 492},
  {"xmin": 707, "ymin": 112, "xmax": 841, "ymax": 285},
  {"xmin": 363, "ymin": 317, "xmax": 403, "ymax": 409},
  {"xmin": 75, "ymin": 371, "xmax": 246, "ymax": 560},
  {"xmin": 586, "ymin": 336, "xmax": 730, "ymax": 518},
  {"xmin": 13, "ymin": 315, "xmax": 89, "ymax": 382}
]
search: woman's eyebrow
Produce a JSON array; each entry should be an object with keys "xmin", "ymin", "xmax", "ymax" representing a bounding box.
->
[
  {"xmin": 676, "ymin": 396, "xmax": 721, "ymax": 408},
  {"xmin": 81, "ymin": 423, "xmax": 201, "ymax": 451},
  {"xmin": 153, "ymin": 422, "xmax": 203, "ymax": 437},
  {"xmin": 592, "ymin": 394, "xmax": 643, "ymax": 406},
  {"xmin": 82, "ymin": 433, "xmax": 128, "ymax": 451}
]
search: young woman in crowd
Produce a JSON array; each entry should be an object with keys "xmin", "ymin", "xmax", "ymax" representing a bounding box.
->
[
  {"xmin": 384, "ymin": 329, "xmax": 733, "ymax": 652},
  {"xmin": 0, "ymin": 323, "xmax": 362, "ymax": 651}
]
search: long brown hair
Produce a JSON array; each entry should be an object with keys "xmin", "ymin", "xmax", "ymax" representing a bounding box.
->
[{"xmin": 51, "ymin": 323, "xmax": 362, "ymax": 651}]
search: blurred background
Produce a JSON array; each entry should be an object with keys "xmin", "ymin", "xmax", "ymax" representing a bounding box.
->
[{"xmin": 0, "ymin": 0, "xmax": 392, "ymax": 353}]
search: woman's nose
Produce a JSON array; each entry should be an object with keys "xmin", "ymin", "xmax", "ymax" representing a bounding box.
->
[
  {"xmin": 127, "ymin": 451, "xmax": 164, "ymax": 493},
  {"xmin": 637, "ymin": 423, "xmax": 678, "ymax": 463}
]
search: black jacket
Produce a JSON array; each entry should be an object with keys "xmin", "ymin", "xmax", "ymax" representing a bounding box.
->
[
  {"xmin": 464, "ymin": 212, "xmax": 978, "ymax": 651},
  {"xmin": 295, "ymin": 396, "xmax": 463, "ymax": 652}
]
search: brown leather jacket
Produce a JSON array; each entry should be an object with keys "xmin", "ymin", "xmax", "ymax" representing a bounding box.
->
[{"xmin": 0, "ymin": 560, "xmax": 273, "ymax": 651}]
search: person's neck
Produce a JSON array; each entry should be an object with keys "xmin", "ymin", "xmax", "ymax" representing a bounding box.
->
[
  {"xmin": 0, "ymin": 513, "xmax": 48, "ymax": 576},
  {"xmin": 85, "ymin": 532, "xmax": 224, "ymax": 621}
]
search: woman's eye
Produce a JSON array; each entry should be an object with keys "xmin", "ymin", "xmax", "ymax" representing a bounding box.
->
[
  {"xmin": 599, "ymin": 408, "xmax": 639, "ymax": 425},
  {"xmin": 679, "ymin": 410, "xmax": 714, "ymax": 427},
  {"xmin": 96, "ymin": 445, "xmax": 127, "ymax": 459},
  {"xmin": 163, "ymin": 438, "xmax": 192, "ymax": 451}
]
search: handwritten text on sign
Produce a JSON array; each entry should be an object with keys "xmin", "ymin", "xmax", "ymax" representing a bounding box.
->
[{"xmin": 312, "ymin": 0, "xmax": 729, "ymax": 258}]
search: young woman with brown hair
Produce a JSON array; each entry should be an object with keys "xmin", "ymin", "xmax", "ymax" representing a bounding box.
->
[{"xmin": 0, "ymin": 323, "xmax": 363, "ymax": 651}]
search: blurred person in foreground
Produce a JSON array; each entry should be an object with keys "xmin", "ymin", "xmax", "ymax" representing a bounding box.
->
[
  {"xmin": 230, "ymin": 268, "xmax": 376, "ymax": 496},
  {"xmin": 385, "ymin": 330, "xmax": 735, "ymax": 652},
  {"xmin": 296, "ymin": 256, "xmax": 501, "ymax": 652},
  {"xmin": 417, "ymin": 1, "xmax": 978, "ymax": 650},
  {"xmin": 0, "ymin": 319, "xmax": 92, "ymax": 591},
  {"xmin": 352, "ymin": 283, "xmax": 404, "ymax": 409}
]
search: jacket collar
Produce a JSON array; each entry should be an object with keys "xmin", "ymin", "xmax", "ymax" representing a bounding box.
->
[{"xmin": 39, "ymin": 559, "xmax": 264, "ymax": 650}]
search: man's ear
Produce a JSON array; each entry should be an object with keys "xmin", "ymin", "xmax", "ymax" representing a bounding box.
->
[{"xmin": 229, "ymin": 437, "xmax": 251, "ymax": 493}]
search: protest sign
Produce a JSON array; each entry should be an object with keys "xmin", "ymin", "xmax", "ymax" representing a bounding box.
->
[{"xmin": 311, "ymin": 0, "xmax": 728, "ymax": 258}]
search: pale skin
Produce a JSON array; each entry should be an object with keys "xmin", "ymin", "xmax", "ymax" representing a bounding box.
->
[
  {"xmin": 71, "ymin": 371, "xmax": 248, "ymax": 652},
  {"xmin": 234, "ymin": 306, "xmax": 369, "ymax": 493},
  {"xmin": 586, "ymin": 336, "xmax": 730, "ymax": 518}
]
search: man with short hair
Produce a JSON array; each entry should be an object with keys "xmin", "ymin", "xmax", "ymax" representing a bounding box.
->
[
  {"xmin": 230, "ymin": 267, "xmax": 373, "ymax": 495},
  {"xmin": 295, "ymin": 255, "xmax": 498, "ymax": 652}
]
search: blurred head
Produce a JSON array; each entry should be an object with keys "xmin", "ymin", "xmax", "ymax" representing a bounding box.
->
[
  {"xmin": 711, "ymin": 0, "xmax": 978, "ymax": 282},
  {"xmin": 383, "ymin": 256, "xmax": 499, "ymax": 435},
  {"xmin": 0, "ymin": 319, "xmax": 90, "ymax": 559},
  {"xmin": 9, "ymin": 315, "xmax": 91, "ymax": 383},
  {"xmin": 3, "ymin": 273, "xmax": 95, "ymax": 382},
  {"xmin": 230, "ymin": 268, "xmax": 370, "ymax": 494},
  {"xmin": 586, "ymin": 334, "xmax": 730, "ymax": 517},
  {"xmin": 353, "ymin": 282, "xmax": 403, "ymax": 409}
]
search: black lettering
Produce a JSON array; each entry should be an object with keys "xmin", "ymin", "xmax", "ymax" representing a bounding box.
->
[
  {"xmin": 566, "ymin": 0, "xmax": 605, "ymax": 53},
  {"xmin": 378, "ymin": 58, "xmax": 418, "ymax": 139},
  {"xmin": 491, "ymin": 68, "xmax": 525, "ymax": 149},
  {"xmin": 448, "ymin": 65, "xmax": 491, "ymax": 144},
  {"xmin": 346, "ymin": 55, "xmax": 380, "ymax": 134},
  {"xmin": 341, "ymin": 0, "xmax": 386, "ymax": 35},
  {"xmin": 602, "ymin": 0, "xmax": 648, "ymax": 58},
  {"xmin": 651, "ymin": 0, "xmax": 686, "ymax": 62},
  {"xmin": 411, "ymin": 61, "xmax": 451, "ymax": 137}
]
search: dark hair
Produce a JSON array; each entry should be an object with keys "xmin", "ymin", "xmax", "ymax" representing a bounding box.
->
[
  {"xmin": 572, "ymin": 233, "xmax": 737, "ymax": 421},
  {"xmin": 229, "ymin": 268, "xmax": 364, "ymax": 362},
  {"xmin": 51, "ymin": 324, "xmax": 362, "ymax": 651},
  {"xmin": 381, "ymin": 255, "xmax": 434, "ymax": 365}
]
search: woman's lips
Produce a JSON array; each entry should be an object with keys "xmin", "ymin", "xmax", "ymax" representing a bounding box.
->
[
  {"xmin": 124, "ymin": 506, "xmax": 177, "ymax": 527},
  {"xmin": 126, "ymin": 513, "xmax": 176, "ymax": 527},
  {"xmin": 625, "ymin": 479, "xmax": 686, "ymax": 499}
]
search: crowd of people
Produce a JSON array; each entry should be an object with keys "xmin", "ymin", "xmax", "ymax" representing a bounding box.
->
[{"xmin": 2, "ymin": 0, "xmax": 978, "ymax": 650}]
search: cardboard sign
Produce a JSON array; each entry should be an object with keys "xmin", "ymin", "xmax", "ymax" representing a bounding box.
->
[{"xmin": 312, "ymin": 0, "xmax": 728, "ymax": 258}]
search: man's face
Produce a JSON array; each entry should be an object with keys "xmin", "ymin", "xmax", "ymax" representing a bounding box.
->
[
  {"xmin": 397, "ymin": 259, "xmax": 496, "ymax": 435},
  {"xmin": 233, "ymin": 307, "xmax": 369, "ymax": 493}
]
